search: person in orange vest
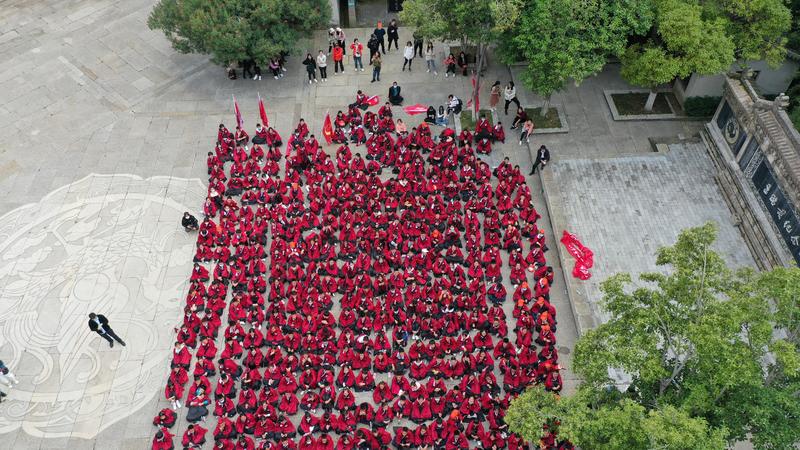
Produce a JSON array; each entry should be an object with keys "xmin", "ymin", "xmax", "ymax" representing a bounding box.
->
[{"xmin": 333, "ymin": 43, "xmax": 344, "ymax": 74}]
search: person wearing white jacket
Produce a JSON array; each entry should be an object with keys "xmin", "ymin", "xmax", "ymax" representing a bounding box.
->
[
  {"xmin": 402, "ymin": 41, "xmax": 415, "ymax": 71},
  {"xmin": 316, "ymin": 50, "xmax": 328, "ymax": 81},
  {"xmin": 504, "ymin": 81, "xmax": 521, "ymax": 115}
]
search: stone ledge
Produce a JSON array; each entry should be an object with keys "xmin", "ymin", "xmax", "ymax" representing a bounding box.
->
[
  {"xmin": 540, "ymin": 167, "xmax": 597, "ymax": 336},
  {"xmin": 532, "ymin": 104, "xmax": 569, "ymax": 134},
  {"xmin": 604, "ymin": 89, "xmax": 695, "ymax": 121}
]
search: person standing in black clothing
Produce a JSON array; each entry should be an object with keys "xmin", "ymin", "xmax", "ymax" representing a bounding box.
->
[
  {"xmin": 240, "ymin": 59, "xmax": 254, "ymax": 79},
  {"xmin": 88, "ymin": 313, "xmax": 126, "ymax": 347},
  {"xmin": 374, "ymin": 22, "xmax": 387, "ymax": 54},
  {"xmin": 530, "ymin": 145, "xmax": 550, "ymax": 175},
  {"xmin": 413, "ymin": 31, "xmax": 423, "ymax": 57},
  {"xmin": 367, "ymin": 34, "xmax": 380, "ymax": 64},
  {"xmin": 387, "ymin": 19, "xmax": 399, "ymax": 51}
]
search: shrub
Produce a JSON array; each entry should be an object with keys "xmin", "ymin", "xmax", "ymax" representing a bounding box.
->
[{"xmin": 683, "ymin": 96, "xmax": 722, "ymax": 117}]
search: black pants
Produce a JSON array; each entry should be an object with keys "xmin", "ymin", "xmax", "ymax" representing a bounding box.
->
[
  {"xmin": 378, "ymin": 39, "xmax": 386, "ymax": 54},
  {"xmin": 368, "ymin": 48, "xmax": 376, "ymax": 63},
  {"xmin": 338, "ymin": 40, "xmax": 346, "ymax": 54},
  {"xmin": 504, "ymin": 97, "xmax": 521, "ymax": 114},
  {"xmin": 402, "ymin": 58, "xmax": 413, "ymax": 70},
  {"xmin": 334, "ymin": 60, "xmax": 344, "ymax": 73},
  {"xmin": 242, "ymin": 66, "xmax": 253, "ymax": 79},
  {"xmin": 97, "ymin": 328, "xmax": 125, "ymax": 346},
  {"xmin": 530, "ymin": 159, "xmax": 545, "ymax": 174},
  {"xmin": 320, "ymin": 67, "xmax": 327, "ymax": 78},
  {"xmin": 414, "ymin": 42, "xmax": 423, "ymax": 57},
  {"xmin": 307, "ymin": 70, "xmax": 316, "ymax": 81},
  {"xmin": 388, "ymin": 36, "xmax": 398, "ymax": 50}
]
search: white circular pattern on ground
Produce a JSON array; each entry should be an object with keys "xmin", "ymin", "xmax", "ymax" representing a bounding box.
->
[{"xmin": 0, "ymin": 174, "xmax": 205, "ymax": 439}]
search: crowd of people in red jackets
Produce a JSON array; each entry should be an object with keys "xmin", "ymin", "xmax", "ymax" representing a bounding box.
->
[{"xmin": 151, "ymin": 92, "xmax": 571, "ymax": 450}]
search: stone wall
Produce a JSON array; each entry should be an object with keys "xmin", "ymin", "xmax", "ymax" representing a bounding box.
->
[{"xmin": 703, "ymin": 75, "xmax": 800, "ymax": 269}]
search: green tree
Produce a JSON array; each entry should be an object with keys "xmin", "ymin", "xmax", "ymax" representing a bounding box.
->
[
  {"xmin": 498, "ymin": 0, "xmax": 653, "ymax": 116},
  {"xmin": 507, "ymin": 386, "xmax": 728, "ymax": 450},
  {"xmin": 147, "ymin": 0, "xmax": 330, "ymax": 67},
  {"xmin": 705, "ymin": 0, "xmax": 792, "ymax": 67},
  {"xmin": 400, "ymin": 0, "xmax": 521, "ymax": 118},
  {"xmin": 508, "ymin": 223, "xmax": 800, "ymax": 449},
  {"xmin": 621, "ymin": 0, "xmax": 735, "ymax": 111}
]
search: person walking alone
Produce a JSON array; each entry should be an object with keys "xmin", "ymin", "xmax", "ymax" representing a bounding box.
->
[
  {"xmin": 88, "ymin": 312, "xmax": 126, "ymax": 348},
  {"xmin": 351, "ymin": 38, "xmax": 365, "ymax": 71},
  {"xmin": 402, "ymin": 41, "xmax": 414, "ymax": 71},
  {"xmin": 504, "ymin": 81, "xmax": 521, "ymax": 115},
  {"xmin": 371, "ymin": 53, "xmax": 382, "ymax": 82},
  {"xmin": 302, "ymin": 53, "xmax": 318, "ymax": 84},
  {"xmin": 387, "ymin": 19, "xmax": 400, "ymax": 51},
  {"xmin": 333, "ymin": 43, "xmax": 344, "ymax": 74},
  {"xmin": 424, "ymin": 42, "xmax": 437, "ymax": 75},
  {"xmin": 529, "ymin": 145, "xmax": 550, "ymax": 175},
  {"xmin": 317, "ymin": 50, "xmax": 328, "ymax": 81}
]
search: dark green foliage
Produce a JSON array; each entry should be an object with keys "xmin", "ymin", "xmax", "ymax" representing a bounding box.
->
[
  {"xmin": 147, "ymin": 0, "xmax": 331, "ymax": 66},
  {"xmin": 683, "ymin": 96, "xmax": 722, "ymax": 117}
]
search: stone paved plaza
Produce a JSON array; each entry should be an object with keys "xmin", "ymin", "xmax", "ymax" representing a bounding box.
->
[
  {"xmin": 542, "ymin": 142, "xmax": 756, "ymax": 333},
  {"xmin": 0, "ymin": 1, "xmax": 756, "ymax": 449}
]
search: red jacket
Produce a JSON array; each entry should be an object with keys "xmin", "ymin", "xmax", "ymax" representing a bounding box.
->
[{"xmin": 182, "ymin": 425, "xmax": 207, "ymax": 447}]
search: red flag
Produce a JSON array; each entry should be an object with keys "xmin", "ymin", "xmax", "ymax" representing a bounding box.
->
[
  {"xmin": 466, "ymin": 75, "xmax": 481, "ymax": 111},
  {"xmin": 366, "ymin": 95, "xmax": 380, "ymax": 106},
  {"xmin": 403, "ymin": 104, "xmax": 429, "ymax": 115},
  {"xmin": 560, "ymin": 231, "xmax": 594, "ymax": 280},
  {"xmin": 233, "ymin": 95, "xmax": 243, "ymax": 129},
  {"xmin": 322, "ymin": 113, "xmax": 333, "ymax": 145},
  {"xmin": 258, "ymin": 93, "xmax": 269, "ymax": 127}
]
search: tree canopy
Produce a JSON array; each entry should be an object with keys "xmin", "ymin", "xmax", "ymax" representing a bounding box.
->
[
  {"xmin": 497, "ymin": 0, "xmax": 653, "ymax": 113},
  {"xmin": 508, "ymin": 223, "xmax": 800, "ymax": 450},
  {"xmin": 399, "ymin": 0, "xmax": 521, "ymax": 45},
  {"xmin": 147, "ymin": 0, "xmax": 331, "ymax": 66},
  {"xmin": 620, "ymin": 0, "xmax": 791, "ymax": 95}
]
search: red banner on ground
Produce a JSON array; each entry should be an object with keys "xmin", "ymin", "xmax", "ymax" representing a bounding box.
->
[
  {"xmin": 561, "ymin": 231, "xmax": 594, "ymax": 280},
  {"xmin": 403, "ymin": 104, "xmax": 429, "ymax": 115},
  {"xmin": 366, "ymin": 95, "xmax": 380, "ymax": 106}
]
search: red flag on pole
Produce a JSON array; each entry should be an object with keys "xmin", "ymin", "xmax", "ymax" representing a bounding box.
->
[
  {"xmin": 366, "ymin": 95, "xmax": 380, "ymax": 106},
  {"xmin": 258, "ymin": 93, "xmax": 269, "ymax": 127},
  {"xmin": 466, "ymin": 75, "xmax": 480, "ymax": 111},
  {"xmin": 322, "ymin": 112, "xmax": 333, "ymax": 145},
  {"xmin": 233, "ymin": 95, "xmax": 243, "ymax": 129}
]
